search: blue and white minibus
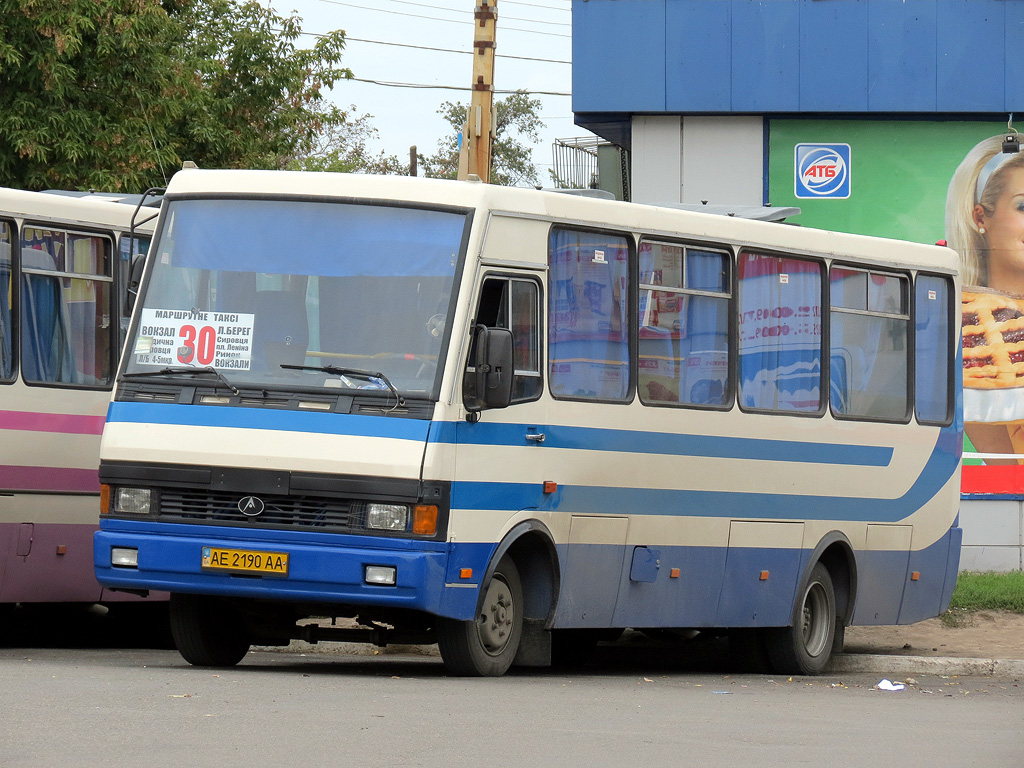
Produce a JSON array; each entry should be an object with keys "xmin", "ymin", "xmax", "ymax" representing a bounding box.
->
[{"xmin": 94, "ymin": 170, "xmax": 962, "ymax": 675}]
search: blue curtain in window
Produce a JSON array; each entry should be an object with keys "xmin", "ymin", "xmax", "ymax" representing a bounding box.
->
[
  {"xmin": 0, "ymin": 242, "xmax": 11, "ymax": 380},
  {"xmin": 21, "ymin": 273, "xmax": 76, "ymax": 383}
]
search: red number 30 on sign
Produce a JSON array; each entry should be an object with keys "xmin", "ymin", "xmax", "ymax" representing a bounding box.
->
[{"xmin": 177, "ymin": 324, "xmax": 217, "ymax": 365}]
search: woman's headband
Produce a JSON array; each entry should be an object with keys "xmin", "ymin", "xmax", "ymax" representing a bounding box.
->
[{"xmin": 976, "ymin": 150, "xmax": 1018, "ymax": 204}]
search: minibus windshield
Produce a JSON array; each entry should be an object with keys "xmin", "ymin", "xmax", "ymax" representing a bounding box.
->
[{"xmin": 123, "ymin": 198, "xmax": 468, "ymax": 399}]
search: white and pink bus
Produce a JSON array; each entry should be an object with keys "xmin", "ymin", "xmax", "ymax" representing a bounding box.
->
[{"xmin": 1, "ymin": 187, "xmax": 156, "ymax": 609}]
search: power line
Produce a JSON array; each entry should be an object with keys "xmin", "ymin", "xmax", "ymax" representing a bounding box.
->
[
  {"xmin": 371, "ymin": 0, "xmax": 571, "ymax": 27},
  {"xmin": 503, "ymin": 0, "xmax": 571, "ymax": 10},
  {"xmin": 339, "ymin": 34, "xmax": 571, "ymax": 65},
  {"xmin": 313, "ymin": 0, "xmax": 572, "ymax": 37},
  {"xmin": 349, "ymin": 76, "xmax": 570, "ymax": 97}
]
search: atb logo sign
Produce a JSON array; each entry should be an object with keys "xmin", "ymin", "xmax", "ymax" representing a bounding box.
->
[{"xmin": 795, "ymin": 143, "xmax": 851, "ymax": 199}]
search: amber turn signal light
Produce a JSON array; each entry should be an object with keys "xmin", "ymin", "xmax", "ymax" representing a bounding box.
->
[{"xmin": 412, "ymin": 505, "xmax": 438, "ymax": 535}]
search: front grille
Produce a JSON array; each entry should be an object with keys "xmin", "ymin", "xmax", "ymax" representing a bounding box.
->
[{"xmin": 157, "ymin": 489, "xmax": 363, "ymax": 532}]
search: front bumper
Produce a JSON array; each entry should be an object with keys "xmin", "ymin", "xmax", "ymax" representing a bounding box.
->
[{"xmin": 94, "ymin": 518, "xmax": 477, "ymax": 619}]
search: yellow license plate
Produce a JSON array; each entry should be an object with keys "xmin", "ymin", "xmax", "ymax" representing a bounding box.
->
[{"xmin": 201, "ymin": 546, "xmax": 289, "ymax": 576}]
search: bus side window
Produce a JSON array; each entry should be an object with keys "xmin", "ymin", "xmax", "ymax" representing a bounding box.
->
[
  {"xmin": 829, "ymin": 266, "xmax": 909, "ymax": 422},
  {"xmin": 464, "ymin": 276, "xmax": 542, "ymax": 406},
  {"xmin": 914, "ymin": 274, "xmax": 952, "ymax": 425},
  {"xmin": 737, "ymin": 251, "xmax": 823, "ymax": 413},
  {"xmin": 548, "ymin": 227, "xmax": 631, "ymax": 402},
  {"xmin": 638, "ymin": 241, "xmax": 731, "ymax": 407},
  {"xmin": 21, "ymin": 228, "xmax": 113, "ymax": 387},
  {"xmin": 1, "ymin": 222, "xmax": 13, "ymax": 382}
]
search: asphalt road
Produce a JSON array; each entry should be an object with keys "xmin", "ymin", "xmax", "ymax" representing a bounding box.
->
[{"xmin": 2, "ymin": 641, "xmax": 1022, "ymax": 768}]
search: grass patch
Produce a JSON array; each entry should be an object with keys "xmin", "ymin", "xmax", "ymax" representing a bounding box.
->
[{"xmin": 949, "ymin": 571, "xmax": 1024, "ymax": 614}]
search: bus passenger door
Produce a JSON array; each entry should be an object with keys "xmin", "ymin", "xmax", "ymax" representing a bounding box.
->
[{"xmin": 451, "ymin": 271, "xmax": 549, "ymax": 552}]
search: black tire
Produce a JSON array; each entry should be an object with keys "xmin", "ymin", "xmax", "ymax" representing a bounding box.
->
[
  {"xmin": 169, "ymin": 593, "xmax": 251, "ymax": 667},
  {"xmin": 437, "ymin": 557, "xmax": 523, "ymax": 676},
  {"xmin": 764, "ymin": 562, "xmax": 837, "ymax": 675}
]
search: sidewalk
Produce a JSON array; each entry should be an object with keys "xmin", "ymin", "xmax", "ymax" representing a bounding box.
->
[{"xmin": 831, "ymin": 611, "xmax": 1024, "ymax": 677}]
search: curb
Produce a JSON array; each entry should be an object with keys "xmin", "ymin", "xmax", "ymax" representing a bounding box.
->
[{"xmin": 827, "ymin": 653, "xmax": 1024, "ymax": 678}]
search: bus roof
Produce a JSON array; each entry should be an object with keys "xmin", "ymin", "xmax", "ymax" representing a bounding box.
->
[
  {"xmin": 0, "ymin": 186, "xmax": 158, "ymax": 234},
  {"xmin": 161, "ymin": 169, "xmax": 959, "ymax": 275}
]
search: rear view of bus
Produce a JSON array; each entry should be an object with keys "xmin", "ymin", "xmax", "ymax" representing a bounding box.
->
[{"xmin": 95, "ymin": 169, "xmax": 962, "ymax": 676}]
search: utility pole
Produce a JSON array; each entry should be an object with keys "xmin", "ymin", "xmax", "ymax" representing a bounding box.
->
[{"xmin": 458, "ymin": 0, "xmax": 497, "ymax": 182}]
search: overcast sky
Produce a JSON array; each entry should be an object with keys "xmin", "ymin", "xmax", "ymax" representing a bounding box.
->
[{"xmin": 266, "ymin": 0, "xmax": 588, "ymax": 184}]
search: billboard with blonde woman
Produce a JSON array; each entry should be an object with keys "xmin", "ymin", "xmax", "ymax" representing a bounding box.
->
[{"xmin": 947, "ymin": 135, "xmax": 1024, "ymax": 480}]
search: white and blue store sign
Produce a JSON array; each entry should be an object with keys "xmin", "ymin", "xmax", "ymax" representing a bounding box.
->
[{"xmin": 794, "ymin": 143, "xmax": 851, "ymax": 199}]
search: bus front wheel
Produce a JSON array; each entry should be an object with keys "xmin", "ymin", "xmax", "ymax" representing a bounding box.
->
[
  {"xmin": 765, "ymin": 563, "xmax": 837, "ymax": 675},
  {"xmin": 437, "ymin": 557, "xmax": 523, "ymax": 676},
  {"xmin": 169, "ymin": 593, "xmax": 251, "ymax": 667}
]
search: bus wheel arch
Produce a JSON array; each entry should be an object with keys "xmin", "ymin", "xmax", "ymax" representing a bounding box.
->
[
  {"xmin": 813, "ymin": 533, "xmax": 858, "ymax": 649},
  {"xmin": 764, "ymin": 533, "xmax": 856, "ymax": 676},
  {"xmin": 437, "ymin": 520, "xmax": 559, "ymax": 676},
  {"xmin": 490, "ymin": 520, "xmax": 560, "ymax": 626},
  {"xmin": 437, "ymin": 556, "xmax": 524, "ymax": 676}
]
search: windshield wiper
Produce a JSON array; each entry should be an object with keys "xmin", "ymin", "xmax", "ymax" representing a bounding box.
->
[
  {"xmin": 122, "ymin": 366, "xmax": 240, "ymax": 396},
  {"xmin": 281, "ymin": 364, "xmax": 405, "ymax": 406}
]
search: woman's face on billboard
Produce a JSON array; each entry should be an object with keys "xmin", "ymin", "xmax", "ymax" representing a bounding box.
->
[{"xmin": 976, "ymin": 166, "xmax": 1024, "ymax": 291}]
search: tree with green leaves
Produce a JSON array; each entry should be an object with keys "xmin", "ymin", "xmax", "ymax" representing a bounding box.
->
[
  {"xmin": 0, "ymin": 0, "xmax": 351, "ymax": 191},
  {"xmin": 285, "ymin": 103, "xmax": 408, "ymax": 175},
  {"xmin": 420, "ymin": 90, "xmax": 544, "ymax": 187}
]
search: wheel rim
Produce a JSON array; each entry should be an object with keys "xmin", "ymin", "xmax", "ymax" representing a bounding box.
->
[
  {"xmin": 476, "ymin": 575, "xmax": 515, "ymax": 656},
  {"xmin": 800, "ymin": 581, "xmax": 831, "ymax": 658}
]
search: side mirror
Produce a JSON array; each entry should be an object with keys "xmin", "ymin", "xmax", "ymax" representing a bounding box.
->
[
  {"xmin": 124, "ymin": 253, "xmax": 146, "ymax": 314},
  {"xmin": 466, "ymin": 325, "xmax": 514, "ymax": 412}
]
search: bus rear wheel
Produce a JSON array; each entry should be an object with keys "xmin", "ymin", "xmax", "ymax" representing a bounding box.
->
[
  {"xmin": 765, "ymin": 562, "xmax": 836, "ymax": 675},
  {"xmin": 437, "ymin": 557, "xmax": 523, "ymax": 676},
  {"xmin": 169, "ymin": 593, "xmax": 251, "ymax": 667}
]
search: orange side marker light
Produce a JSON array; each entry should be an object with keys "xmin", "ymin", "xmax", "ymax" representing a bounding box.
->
[
  {"xmin": 543, "ymin": 481, "xmax": 557, "ymax": 494},
  {"xmin": 759, "ymin": 570, "xmax": 770, "ymax": 581},
  {"xmin": 669, "ymin": 568, "xmax": 680, "ymax": 579},
  {"xmin": 459, "ymin": 568, "xmax": 473, "ymax": 579},
  {"xmin": 911, "ymin": 571, "xmax": 920, "ymax": 581}
]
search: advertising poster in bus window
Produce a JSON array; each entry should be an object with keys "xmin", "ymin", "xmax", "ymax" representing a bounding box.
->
[{"xmin": 768, "ymin": 119, "xmax": 1019, "ymax": 494}]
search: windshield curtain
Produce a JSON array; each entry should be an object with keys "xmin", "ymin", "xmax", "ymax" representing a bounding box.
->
[{"xmin": 126, "ymin": 198, "xmax": 468, "ymax": 398}]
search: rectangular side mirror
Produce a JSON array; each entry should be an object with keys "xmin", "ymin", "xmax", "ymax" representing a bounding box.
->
[
  {"xmin": 124, "ymin": 253, "xmax": 145, "ymax": 314},
  {"xmin": 466, "ymin": 325, "xmax": 514, "ymax": 412}
]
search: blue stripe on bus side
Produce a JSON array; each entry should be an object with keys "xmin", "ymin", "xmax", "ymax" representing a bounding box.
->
[
  {"xmin": 108, "ymin": 401, "xmax": 899, "ymax": 468},
  {"xmin": 451, "ymin": 426, "xmax": 960, "ymax": 523},
  {"xmin": 106, "ymin": 401, "xmax": 431, "ymax": 441},
  {"xmin": 430, "ymin": 421, "xmax": 894, "ymax": 467}
]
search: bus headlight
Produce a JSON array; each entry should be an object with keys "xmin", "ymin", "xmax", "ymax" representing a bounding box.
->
[
  {"xmin": 114, "ymin": 487, "xmax": 152, "ymax": 515},
  {"xmin": 366, "ymin": 503, "xmax": 408, "ymax": 531}
]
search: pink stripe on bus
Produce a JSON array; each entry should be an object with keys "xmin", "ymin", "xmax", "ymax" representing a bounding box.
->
[
  {"xmin": 0, "ymin": 409, "xmax": 105, "ymax": 435},
  {"xmin": 0, "ymin": 465, "xmax": 101, "ymax": 493}
]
